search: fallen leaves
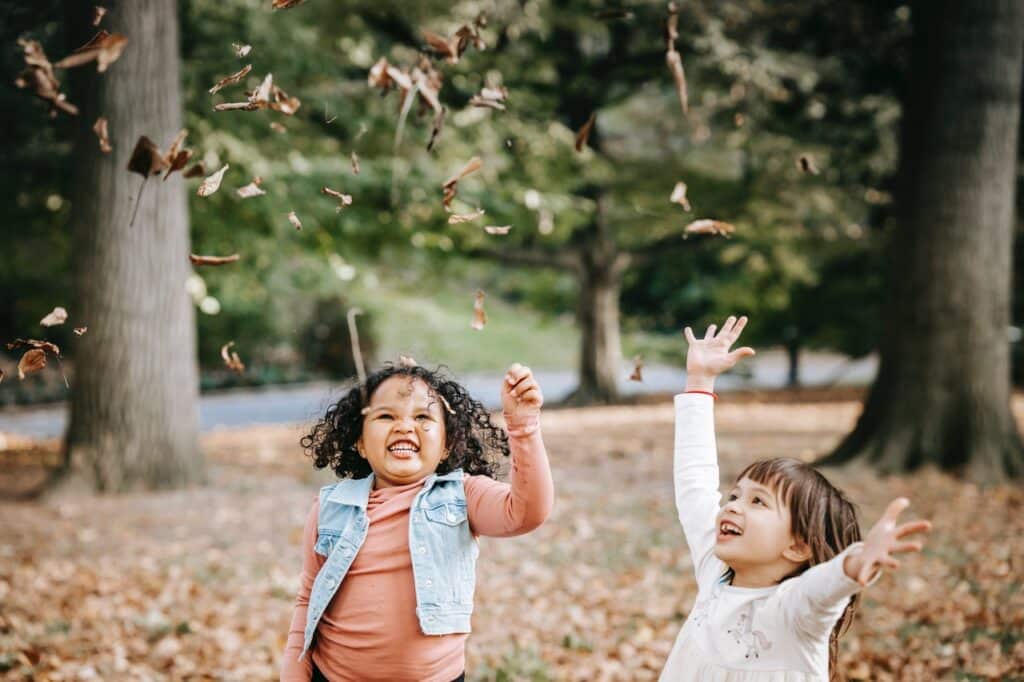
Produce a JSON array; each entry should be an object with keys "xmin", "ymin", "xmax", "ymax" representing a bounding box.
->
[
  {"xmin": 684, "ymin": 218, "xmax": 735, "ymax": 237},
  {"xmin": 14, "ymin": 39, "xmax": 78, "ymax": 117},
  {"xmin": 669, "ymin": 181, "xmax": 690, "ymax": 211},
  {"xmin": 197, "ymin": 164, "xmax": 230, "ymax": 197},
  {"xmin": 209, "ymin": 64, "xmax": 252, "ymax": 95},
  {"xmin": 39, "ymin": 307, "xmax": 67, "ymax": 327},
  {"xmin": 220, "ymin": 342, "xmax": 245, "ymax": 374},
  {"xmin": 236, "ymin": 177, "xmax": 265, "ymax": 199},
  {"xmin": 55, "ymin": 30, "xmax": 128, "ymax": 73},
  {"xmin": 665, "ymin": 2, "xmax": 688, "ymax": 116},
  {"xmin": 321, "ymin": 187, "xmax": 353, "ymax": 212},
  {"xmin": 287, "ymin": 211, "xmax": 302, "ymax": 230},
  {"xmin": 575, "ymin": 113, "xmax": 596, "ymax": 152},
  {"xmin": 190, "ymin": 253, "xmax": 240, "ymax": 266},
  {"xmin": 442, "ymin": 156, "xmax": 483, "ymax": 209},
  {"xmin": 93, "ymin": 117, "xmax": 111, "ymax": 153},
  {"xmin": 471, "ymin": 289, "xmax": 487, "ymax": 330}
]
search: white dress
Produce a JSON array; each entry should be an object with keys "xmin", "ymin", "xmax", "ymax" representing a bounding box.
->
[{"xmin": 660, "ymin": 394, "xmax": 867, "ymax": 682}]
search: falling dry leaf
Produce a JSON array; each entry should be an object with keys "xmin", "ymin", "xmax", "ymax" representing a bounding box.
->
[
  {"xmin": 484, "ymin": 225, "xmax": 512, "ymax": 235},
  {"xmin": 39, "ymin": 307, "xmax": 68, "ymax": 327},
  {"xmin": 6, "ymin": 338, "xmax": 60, "ymax": 356},
  {"xmin": 670, "ymin": 181, "xmax": 691, "ymax": 211},
  {"xmin": 127, "ymin": 136, "xmax": 168, "ymax": 178},
  {"xmin": 93, "ymin": 117, "xmax": 111, "ymax": 153},
  {"xmin": 233, "ymin": 43, "xmax": 252, "ymax": 58},
  {"xmin": 442, "ymin": 156, "xmax": 483, "ymax": 209},
  {"xmin": 190, "ymin": 253, "xmax": 240, "ymax": 266},
  {"xmin": 14, "ymin": 39, "xmax": 78, "ymax": 117},
  {"xmin": 665, "ymin": 3, "xmax": 689, "ymax": 116},
  {"xmin": 161, "ymin": 129, "xmax": 192, "ymax": 181},
  {"xmin": 183, "ymin": 162, "xmax": 206, "ymax": 178},
  {"xmin": 55, "ymin": 30, "xmax": 128, "ymax": 73},
  {"xmin": 448, "ymin": 208, "xmax": 485, "ymax": 224},
  {"xmin": 798, "ymin": 154, "xmax": 820, "ymax": 175},
  {"xmin": 734, "ymin": 112, "xmax": 745, "ymax": 127},
  {"xmin": 197, "ymin": 164, "xmax": 229, "ymax": 197},
  {"xmin": 629, "ymin": 356, "xmax": 644, "ymax": 382},
  {"xmin": 272, "ymin": 0, "xmax": 305, "ymax": 8},
  {"xmin": 469, "ymin": 86, "xmax": 508, "ymax": 111},
  {"xmin": 321, "ymin": 187, "xmax": 353, "ymax": 212},
  {"xmin": 269, "ymin": 122, "xmax": 286, "ymax": 133},
  {"xmin": 213, "ymin": 72, "xmax": 300, "ymax": 115},
  {"xmin": 471, "ymin": 289, "xmax": 487, "ymax": 331},
  {"xmin": 0, "ymin": 368, "xmax": 4, "ymax": 384},
  {"xmin": 398, "ymin": 354, "xmax": 417, "ymax": 367},
  {"xmin": 684, "ymin": 218, "xmax": 735, "ymax": 237},
  {"xmin": 427, "ymin": 106, "xmax": 446, "ymax": 152},
  {"xmin": 17, "ymin": 349, "xmax": 47, "ymax": 380},
  {"xmin": 236, "ymin": 177, "xmax": 265, "ymax": 198},
  {"xmin": 92, "ymin": 6, "xmax": 107, "ymax": 26},
  {"xmin": 350, "ymin": 151, "xmax": 360, "ymax": 175},
  {"xmin": 220, "ymin": 341, "xmax": 245, "ymax": 374},
  {"xmin": 209, "ymin": 64, "xmax": 252, "ymax": 95},
  {"xmin": 73, "ymin": 327, "xmax": 87, "ymax": 336},
  {"xmin": 287, "ymin": 211, "xmax": 302, "ymax": 230},
  {"xmin": 420, "ymin": 18, "xmax": 486, "ymax": 65},
  {"xmin": 575, "ymin": 113, "xmax": 596, "ymax": 152}
]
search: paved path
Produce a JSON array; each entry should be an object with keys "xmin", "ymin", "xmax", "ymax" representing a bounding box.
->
[{"xmin": 0, "ymin": 350, "xmax": 877, "ymax": 438}]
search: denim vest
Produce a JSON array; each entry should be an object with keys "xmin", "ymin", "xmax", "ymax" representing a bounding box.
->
[{"xmin": 300, "ymin": 469, "xmax": 478, "ymax": 659}]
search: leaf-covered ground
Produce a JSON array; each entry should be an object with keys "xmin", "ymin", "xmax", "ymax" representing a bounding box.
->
[{"xmin": 1, "ymin": 392, "xmax": 1022, "ymax": 680}]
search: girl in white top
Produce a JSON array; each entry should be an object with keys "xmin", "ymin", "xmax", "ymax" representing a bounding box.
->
[{"xmin": 661, "ymin": 316, "xmax": 932, "ymax": 682}]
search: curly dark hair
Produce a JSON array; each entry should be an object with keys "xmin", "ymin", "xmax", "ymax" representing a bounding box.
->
[{"xmin": 301, "ymin": 363, "xmax": 509, "ymax": 480}]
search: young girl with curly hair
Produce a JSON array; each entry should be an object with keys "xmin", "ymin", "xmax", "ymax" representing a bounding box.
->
[
  {"xmin": 280, "ymin": 362, "xmax": 553, "ymax": 682},
  {"xmin": 661, "ymin": 316, "xmax": 932, "ymax": 681}
]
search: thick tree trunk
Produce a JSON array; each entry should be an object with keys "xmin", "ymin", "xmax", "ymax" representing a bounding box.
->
[
  {"xmin": 64, "ymin": 0, "xmax": 204, "ymax": 491},
  {"xmin": 822, "ymin": 0, "xmax": 1024, "ymax": 481}
]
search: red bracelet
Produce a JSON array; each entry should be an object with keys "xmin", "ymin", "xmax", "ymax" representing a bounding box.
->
[{"xmin": 685, "ymin": 390, "xmax": 719, "ymax": 400}]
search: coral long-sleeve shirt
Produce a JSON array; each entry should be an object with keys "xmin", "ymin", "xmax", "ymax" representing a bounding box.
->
[{"xmin": 281, "ymin": 415, "xmax": 552, "ymax": 682}]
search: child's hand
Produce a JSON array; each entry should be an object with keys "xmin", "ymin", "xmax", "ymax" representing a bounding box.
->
[
  {"xmin": 844, "ymin": 497, "xmax": 932, "ymax": 586},
  {"xmin": 683, "ymin": 315, "xmax": 756, "ymax": 390},
  {"xmin": 501, "ymin": 363, "xmax": 543, "ymax": 417}
]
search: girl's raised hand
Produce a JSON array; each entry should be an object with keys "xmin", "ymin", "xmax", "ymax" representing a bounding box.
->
[
  {"xmin": 844, "ymin": 497, "xmax": 932, "ymax": 586},
  {"xmin": 501, "ymin": 363, "xmax": 543, "ymax": 417},
  {"xmin": 683, "ymin": 315, "xmax": 756, "ymax": 385}
]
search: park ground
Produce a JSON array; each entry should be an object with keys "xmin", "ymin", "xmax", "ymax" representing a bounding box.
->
[{"xmin": 1, "ymin": 389, "xmax": 1022, "ymax": 681}]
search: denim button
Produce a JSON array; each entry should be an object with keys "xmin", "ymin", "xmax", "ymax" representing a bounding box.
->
[
  {"xmin": 418, "ymin": 546, "xmax": 427, "ymax": 554},
  {"xmin": 425, "ymin": 579, "xmax": 433, "ymax": 587}
]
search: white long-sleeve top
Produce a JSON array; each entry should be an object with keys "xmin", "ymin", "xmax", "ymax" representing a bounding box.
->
[{"xmin": 660, "ymin": 393, "xmax": 865, "ymax": 682}]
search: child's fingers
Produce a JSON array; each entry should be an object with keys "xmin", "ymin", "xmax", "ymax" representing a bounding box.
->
[
  {"xmin": 704, "ymin": 324, "xmax": 717, "ymax": 340},
  {"xmin": 507, "ymin": 370, "xmax": 535, "ymax": 392},
  {"xmin": 881, "ymin": 497, "xmax": 911, "ymax": 524},
  {"xmin": 720, "ymin": 315, "xmax": 737, "ymax": 336},
  {"xmin": 728, "ymin": 347, "xmax": 756, "ymax": 362},
  {"xmin": 505, "ymin": 363, "xmax": 528, "ymax": 385},
  {"xmin": 890, "ymin": 541, "xmax": 923, "ymax": 555},
  {"xmin": 683, "ymin": 326, "xmax": 697, "ymax": 345},
  {"xmin": 895, "ymin": 519, "xmax": 931, "ymax": 538},
  {"xmin": 516, "ymin": 385, "xmax": 542, "ymax": 405},
  {"xmin": 880, "ymin": 556, "xmax": 901, "ymax": 570},
  {"xmin": 730, "ymin": 315, "xmax": 748, "ymax": 340}
]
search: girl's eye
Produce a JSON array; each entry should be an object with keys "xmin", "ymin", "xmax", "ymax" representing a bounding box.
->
[
  {"xmin": 376, "ymin": 414, "xmax": 393, "ymax": 421},
  {"xmin": 727, "ymin": 493, "xmax": 738, "ymax": 501},
  {"xmin": 753, "ymin": 497, "xmax": 766, "ymax": 506},
  {"xmin": 415, "ymin": 414, "xmax": 432, "ymax": 421}
]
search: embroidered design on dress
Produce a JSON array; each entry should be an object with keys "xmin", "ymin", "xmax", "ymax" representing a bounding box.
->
[{"xmin": 726, "ymin": 603, "xmax": 773, "ymax": 660}]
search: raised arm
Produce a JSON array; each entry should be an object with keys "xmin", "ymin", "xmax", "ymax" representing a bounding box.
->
[{"xmin": 280, "ymin": 497, "xmax": 324, "ymax": 682}]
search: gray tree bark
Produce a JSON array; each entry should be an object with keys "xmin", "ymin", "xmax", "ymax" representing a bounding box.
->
[
  {"xmin": 822, "ymin": 0, "xmax": 1024, "ymax": 481},
  {"xmin": 65, "ymin": 0, "xmax": 204, "ymax": 491}
]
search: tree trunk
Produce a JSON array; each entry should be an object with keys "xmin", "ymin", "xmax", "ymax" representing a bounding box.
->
[
  {"xmin": 821, "ymin": 0, "xmax": 1024, "ymax": 482},
  {"xmin": 64, "ymin": 0, "xmax": 204, "ymax": 491}
]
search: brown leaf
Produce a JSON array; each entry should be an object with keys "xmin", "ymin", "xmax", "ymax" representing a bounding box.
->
[
  {"xmin": 669, "ymin": 181, "xmax": 691, "ymax": 211},
  {"xmin": 287, "ymin": 211, "xmax": 302, "ymax": 230},
  {"xmin": 421, "ymin": 29, "xmax": 459, "ymax": 64},
  {"xmin": 17, "ymin": 349, "xmax": 47, "ymax": 380},
  {"xmin": 420, "ymin": 18, "xmax": 486, "ymax": 65},
  {"xmin": 127, "ymin": 136, "xmax": 168, "ymax": 178},
  {"xmin": 214, "ymin": 73, "xmax": 300, "ymax": 116},
  {"xmin": 427, "ymin": 106, "xmax": 446, "ymax": 152},
  {"xmin": 55, "ymin": 30, "xmax": 128, "ymax": 73},
  {"xmin": 190, "ymin": 253, "xmax": 240, "ymax": 266},
  {"xmin": 575, "ymin": 112, "xmax": 596, "ymax": 152},
  {"xmin": 14, "ymin": 39, "xmax": 78, "ymax": 117},
  {"xmin": 92, "ymin": 6, "xmax": 107, "ymax": 26},
  {"xmin": 73, "ymin": 327, "xmax": 87, "ymax": 336},
  {"xmin": 471, "ymin": 290, "xmax": 487, "ymax": 331},
  {"xmin": 321, "ymin": 187, "xmax": 353, "ymax": 212},
  {"xmin": 272, "ymin": 0, "xmax": 305, "ymax": 8},
  {"xmin": 92, "ymin": 117, "xmax": 111, "ymax": 153},
  {"xmin": 629, "ymin": 356, "xmax": 644, "ymax": 382},
  {"xmin": 350, "ymin": 151, "xmax": 360, "ymax": 175},
  {"xmin": 39, "ymin": 307, "xmax": 68, "ymax": 327},
  {"xmin": 197, "ymin": 164, "xmax": 229, "ymax": 197},
  {"xmin": 236, "ymin": 177, "xmax": 265, "ymax": 198},
  {"xmin": 183, "ymin": 162, "xmax": 207, "ymax": 178},
  {"xmin": 220, "ymin": 342, "xmax": 245, "ymax": 374},
  {"xmin": 484, "ymin": 225, "xmax": 512, "ymax": 235},
  {"xmin": 442, "ymin": 156, "xmax": 483, "ymax": 209},
  {"xmin": 684, "ymin": 218, "xmax": 735, "ymax": 237},
  {"xmin": 0, "ymin": 368, "xmax": 4, "ymax": 384},
  {"xmin": 6, "ymin": 338, "xmax": 61, "ymax": 356},
  {"xmin": 797, "ymin": 154, "xmax": 820, "ymax": 175},
  {"xmin": 469, "ymin": 86, "xmax": 508, "ymax": 110},
  {"xmin": 448, "ymin": 208, "xmax": 485, "ymax": 224},
  {"xmin": 665, "ymin": 3, "xmax": 688, "ymax": 116},
  {"xmin": 398, "ymin": 354, "xmax": 418, "ymax": 367},
  {"xmin": 233, "ymin": 43, "xmax": 252, "ymax": 58},
  {"xmin": 209, "ymin": 64, "xmax": 252, "ymax": 95},
  {"xmin": 161, "ymin": 129, "xmax": 192, "ymax": 180}
]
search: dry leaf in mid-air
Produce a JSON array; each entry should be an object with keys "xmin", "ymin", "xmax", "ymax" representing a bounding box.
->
[
  {"xmin": 287, "ymin": 211, "xmax": 302, "ymax": 230},
  {"xmin": 484, "ymin": 225, "xmax": 512, "ymax": 235},
  {"xmin": 161, "ymin": 129, "xmax": 192, "ymax": 180},
  {"xmin": 629, "ymin": 356, "xmax": 644, "ymax": 382},
  {"xmin": 183, "ymin": 162, "xmax": 206, "ymax": 178},
  {"xmin": 665, "ymin": 3, "xmax": 688, "ymax": 116},
  {"xmin": 236, "ymin": 177, "xmax": 265, "ymax": 198},
  {"xmin": 471, "ymin": 290, "xmax": 487, "ymax": 331},
  {"xmin": 469, "ymin": 86, "xmax": 508, "ymax": 110},
  {"xmin": 214, "ymin": 72, "xmax": 300, "ymax": 115},
  {"xmin": 272, "ymin": 0, "xmax": 305, "ymax": 7},
  {"xmin": 233, "ymin": 43, "xmax": 252, "ymax": 57},
  {"xmin": 670, "ymin": 181, "xmax": 691, "ymax": 211},
  {"xmin": 209, "ymin": 64, "xmax": 252, "ymax": 95},
  {"xmin": 40, "ymin": 307, "xmax": 68, "ymax": 327},
  {"xmin": 398, "ymin": 354, "xmax": 418, "ymax": 367},
  {"xmin": 427, "ymin": 106, "xmax": 446, "ymax": 152},
  {"xmin": 93, "ymin": 117, "xmax": 111, "ymax": 153},
  {"xmin": 18, "ymin": 349, "xmax": 47, "ymax": 380},
  {"xmin": 6, "ymin": 338, "xmax": 61, "ymax": 356},
  {"xmin": 55, "ymin": 30, "xmax": 128, "ymax": 73},
  {"xmin": 92, "ymin": 6, "xmax": 107, "ymax": 26},
  {"xmin": 798, "ymin": 154, "xmax": 820, "ymax": 175},
  {"xmin": 14, "ymin": 39, "xmax": 78, "ymax": 116},
  {"xmin": 575, "ymin": 113, "xmax": 596, "ymax": 152},
  {"xmin": 197, "ymin": 164, "xmax": 229, "ymax": 197},
  {"xmin": 448, "ymin": 208, "xmax": 485, "ymax": 224},
  {"xmin": 269, "ymin": 122, "xmax": 286, "ymax": 133},
  {"xmin": 442, "ymin": 156, "xmax": 483, "ymax": 209},
  {"xmin": 0, "ymin": 368, "xmax": 5, "ymax": 384},
  {"xmin": 220, "ymin": 342, "xmax": 245, "ymax": 373},
  {"xmin": 190, "ymin": 253, "xmax": 240, "ymax": 266},
  {"xmin": 321, "ymin": 187, "xmax": 353, "ymax": 212},
  {"xmin": 73, "ymin": 327, "xmax": 87, "ymax": 336},
  {"xmin": 127, "ymin": 136, "xmax": 168, "ymax": 178},
  {"xmin": 420, "ymin": 17, "xmax": 486, "ymax": 65},
  {"xmin": 684, "ymin": 219, "xmax": 735, "ymax": 238},
  {"xmin": 350, "ymin": 151, "xmax": 360, "ymax": 175}
]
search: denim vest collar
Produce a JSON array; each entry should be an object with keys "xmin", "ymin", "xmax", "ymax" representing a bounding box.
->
[{"xmin": 324, "ymin": 470, "xmax": 465, "ymax": 509}]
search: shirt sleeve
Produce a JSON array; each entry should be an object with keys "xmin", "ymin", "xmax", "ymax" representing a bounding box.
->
[
  {"xmin": 464, "ymin": 413, "xmax": 554, "ymax": 537},
  {"xmin": 673, "ymin": 393, "xmax": 728, "ymax": 588},
  {"xmin": 777, "ymin": 543, "xmax": 872, "ymax": 639},
  {"xmin": 280, "ymin": 496, "xmax": 324, "ymax": 682}
]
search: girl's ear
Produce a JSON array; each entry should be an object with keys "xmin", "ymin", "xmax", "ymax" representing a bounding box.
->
[
  {"xmin": 782, "ymin": 539, "xmax": 812, "ymax": 564},
  {"xmin": 356, "ymin": 437, "xmax": 367, "ymax": 460}
]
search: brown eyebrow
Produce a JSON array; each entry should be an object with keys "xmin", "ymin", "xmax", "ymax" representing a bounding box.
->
[{"xmin": 736, "ymin": 482, "xmax": 777, "ymax": 504}]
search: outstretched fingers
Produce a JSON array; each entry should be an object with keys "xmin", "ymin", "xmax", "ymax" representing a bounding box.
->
[
  {"xmin": 683, "ymin": 326, "xmax": 697, "ymax": 345},
  {"xmin": 895, "ymin": 519, "xmax": 932, "ymax": 539}
]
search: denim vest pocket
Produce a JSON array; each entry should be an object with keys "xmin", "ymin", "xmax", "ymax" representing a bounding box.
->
[{"xmin": 424, "ymin": 501, "xmax": 468, "ymax": 527}]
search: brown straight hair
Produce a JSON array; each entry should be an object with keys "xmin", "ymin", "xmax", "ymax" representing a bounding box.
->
[{"xmin": 733, "ymin": 458, "xmax": 862, "ymax": 682}]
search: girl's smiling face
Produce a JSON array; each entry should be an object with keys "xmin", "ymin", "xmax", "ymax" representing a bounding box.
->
[{"xmin": 357, "ymin": 376, "xmax": 448, "ymax": 488}]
